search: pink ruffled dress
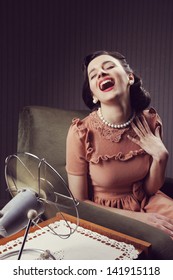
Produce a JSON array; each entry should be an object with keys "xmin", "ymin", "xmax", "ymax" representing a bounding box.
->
[{"xmin": 66, "ymin": 108, "xmax": 173, "ymax": 218}]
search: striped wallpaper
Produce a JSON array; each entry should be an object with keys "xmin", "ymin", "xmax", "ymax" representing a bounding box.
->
[{"xmin": 0, "ymin": 0, "xmax": 173, "ymax": 206}]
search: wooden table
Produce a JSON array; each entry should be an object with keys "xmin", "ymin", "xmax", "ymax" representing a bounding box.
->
[{"xmin": 0, "ymin": 212, "xmax": 151, "ymax": 259}]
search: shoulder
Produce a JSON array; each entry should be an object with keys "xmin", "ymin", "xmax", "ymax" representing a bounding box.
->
[
  {"xmin": 142, "ymin": 107, "xmax": 163, "ymax": 135},
  {"xmin": 143, "ymin": 107, "xmax": 162, "ymax": 124},
  {"xmin": 71, "ymin": 111, "xmax": 94, "ymax": 130},
  {"xmin": 67, "ymin": 112, "xmax": 94, "ymax": 140}
]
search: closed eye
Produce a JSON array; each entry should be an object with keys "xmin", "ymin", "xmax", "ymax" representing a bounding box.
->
[
  {"xmin": 103, "ymin": 62, "xmax": 115, "ymax": 70},
  {"xmin": 105, "ymin": 65, "xmax": 115, "ymax": 70},
  {"xmin": 90, "ymin": 73, "xmax": 97, "ymax": 80}
]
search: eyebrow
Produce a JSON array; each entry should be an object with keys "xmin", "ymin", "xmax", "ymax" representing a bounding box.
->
[{"xmin": 88, "ymin": 60, "xmax": 115, "ymax": 77}]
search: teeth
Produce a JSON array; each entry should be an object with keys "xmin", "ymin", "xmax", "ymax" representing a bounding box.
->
[
  {"xmin": 100, "ymin": 79, "xmax": 112, "ymax": 87},
  {"xmin": 99, "ymin": 79, "xmax": 114, "ymax": 90}
]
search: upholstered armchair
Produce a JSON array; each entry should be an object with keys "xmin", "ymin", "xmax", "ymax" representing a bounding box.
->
[{"xmin": 16, "ymin": 105, "xmax": 173, "ymax": 259}]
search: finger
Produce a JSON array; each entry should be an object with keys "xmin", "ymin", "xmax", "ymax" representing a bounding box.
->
[
  {"xmin": 152, "ymin": 213, "xmax": 173, "ymax": 224},
  {"xmin": 154, "ymin": 125, "xmax": 161, "ymax": 138},
  {"xmin": 154, "ymin": 213, "xmax": 173, "ymax": 224},
  {"xmin": 140, "ymin": 115, "xmax": 152, "ymax": 134},
  {"xmin": 153, "ymin": 214, "xmax": 173, "ymax": 231},
  {"xmin": 127, "ymin": 135, "xmax": 141, "ymax": 146},
  {"xmin": 162, "ymin": 220, "xmax": 173, "ymax": 231},
  {"xmin": 157, "ymin": 224, "xmax": 173, "ymax": 238},
  {"xmin": 135, "ymin": 116, "xmax": 147, "ymax": 135},
  {"xmin": 131, "ymin": 121, "xmax": 144, "ymax": 138},
  {"xmin": 150, "ymin": 215, "xmax": 173, "ymax": 237}
]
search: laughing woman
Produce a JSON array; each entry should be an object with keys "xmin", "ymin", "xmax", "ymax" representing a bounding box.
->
[{"xmin": 66, "ymin": 50, "xmax": 173, "ymax": 238}]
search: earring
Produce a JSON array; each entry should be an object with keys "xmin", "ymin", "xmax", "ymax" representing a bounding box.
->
[
  {"xmin": 93, "ymin": 98, "xmax": 98, "ymax": 104},
  {"xmin": 129, "ymin": 80, "xmax": 133, "ymax": 85}
]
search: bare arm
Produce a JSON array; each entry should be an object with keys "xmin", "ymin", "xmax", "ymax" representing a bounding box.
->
[{"xmin": 68, "ymin": 174, "xmax": 89, "ymax": 200}]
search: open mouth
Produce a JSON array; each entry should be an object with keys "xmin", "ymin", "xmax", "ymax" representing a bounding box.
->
[{"xmin": 99, "ymin": 78, "xmax": 115, "ymax": 92}]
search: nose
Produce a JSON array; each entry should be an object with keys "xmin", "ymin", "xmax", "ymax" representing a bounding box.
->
[{"xmin": 98, "ymin": 69, "xmax": 108, "ymax": 78}]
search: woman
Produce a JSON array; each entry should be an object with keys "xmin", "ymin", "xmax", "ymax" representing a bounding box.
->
[{"xmin": 66, "ymin": 50, "xmax": 173, "ymax": 238}]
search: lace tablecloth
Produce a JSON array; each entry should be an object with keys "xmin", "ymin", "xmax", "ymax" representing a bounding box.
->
[{"xmin": 0, "ymin": 220, "xmax": 139, "ymax": 260}]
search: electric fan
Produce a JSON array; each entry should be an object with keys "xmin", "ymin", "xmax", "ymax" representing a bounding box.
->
[{"xmin": 0, "ymin": 152, "xmax": 79, "ymax": 260}]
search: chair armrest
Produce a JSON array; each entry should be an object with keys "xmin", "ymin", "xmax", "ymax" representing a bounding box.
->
[
  {"xmin": 42, "ymin": 199, "xmax": 173, "ymax": 259},
  {"xmin": 76, "ymin": 201, "xmax": 173, "ymax": 260}
]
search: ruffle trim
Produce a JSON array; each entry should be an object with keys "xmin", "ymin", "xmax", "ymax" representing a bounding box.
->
[
  {"xmin": 87, "ymin": 149, "xmax": 146, "ymax": 163},
  {"xmin": 94, "ymin": 182, "xmax": 148, "ymax": 212},
  {"xmin": 71, "ymin": 117, "xmax": 146, "ymax": 163}
]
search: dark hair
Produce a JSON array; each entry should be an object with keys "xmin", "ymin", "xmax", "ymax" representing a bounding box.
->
[{"xmin": 82, "ymin": 50, "xmax": 151, "ymax": 113}]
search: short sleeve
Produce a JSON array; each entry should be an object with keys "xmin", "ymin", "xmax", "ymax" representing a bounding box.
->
[
  {"xmin": 143, "ymin": 107, "xmax": 163, "ymax": 139},
  {"xmin": 66, "ymin": 119, "xmax": 88, "ymax": 175}
]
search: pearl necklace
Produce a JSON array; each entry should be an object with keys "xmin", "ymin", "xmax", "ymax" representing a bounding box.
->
[{"xmin": 97, "ymin": 108, "xmax": 135, "ymax": 129}]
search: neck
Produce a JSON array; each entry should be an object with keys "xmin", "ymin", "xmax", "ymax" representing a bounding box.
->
[
  {"xmin": 97, "ymin": 106, "xmax": 135, "ymax": 129},
  {"xmin": 100, "ymin": 104, "xmax": 132, "ymax": 125}
]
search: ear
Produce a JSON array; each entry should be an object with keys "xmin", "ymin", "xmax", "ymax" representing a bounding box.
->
[{"xmin": 128, "ymin": 73, "xmax": 135, "ymax": 85}]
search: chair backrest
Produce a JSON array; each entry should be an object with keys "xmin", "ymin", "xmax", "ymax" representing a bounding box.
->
[{"xmin": 17, "ymin": 106, "xmax": 88, "ymax": 183}]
